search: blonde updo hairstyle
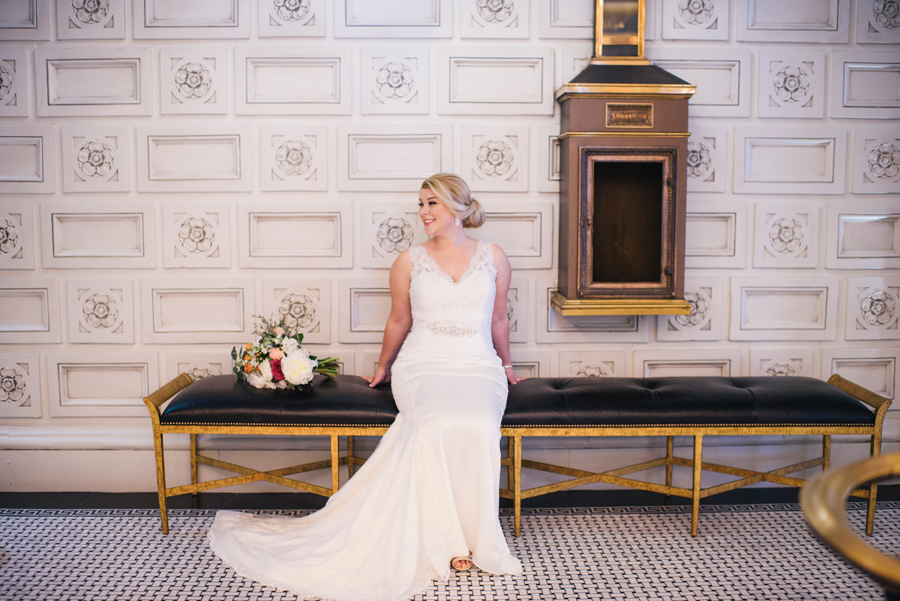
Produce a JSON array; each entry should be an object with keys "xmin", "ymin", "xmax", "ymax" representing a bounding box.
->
[{"xmin": 421, "ymin": 173, "xmax": 485, "ymax": 229}]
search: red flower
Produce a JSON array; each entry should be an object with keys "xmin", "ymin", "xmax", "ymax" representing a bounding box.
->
[{"xmin": 270, "ymin": 358, "xmax": 285, "ymax": 382}]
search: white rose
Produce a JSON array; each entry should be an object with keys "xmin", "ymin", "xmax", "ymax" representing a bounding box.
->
[
  {"xmin": 282, "ymin": 351, "xmax": 318, "ymax": 385},
  {"xmin": 259, "ymin": 361, "xmax": 275, "ymax": 388},
  {"xmin": 246, "ymin": 372, "xmax": 266, "ymax": 389},
  {"xmin": 281, "ymin": 338, "xmax": 300, "ymax": 354}
]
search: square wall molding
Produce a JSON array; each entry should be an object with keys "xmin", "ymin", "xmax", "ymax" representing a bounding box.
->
[
  {"xmin": 338, "ymin": 277, "xmax": 391, "ymax": 343},
  {"xmin": 159, "ymin": 47, "xmax": 229, "ymax": 115},
  {"xmin": 0, "ymin": 352, "xmax": 41, "ymax": 418},
  {"xmin": 337, "ymin": 124, "xmax": 452, "ymax": 192},
  {"xmin": 0, "ymin": 125, "xmax": 56, "ymax": 194},
  {"xmin": 851, "ymin": 129, "xmax": 900, "ymax": 194},
  {"xmin": 162, "ymin": 201, "xmax": 232, "ymax": 269},
  {"xmin": 136, "ymin": 124, "xmax": 252, "ymax": 192},
  {"xmin": 468, "ymin": 201, "xmax": 553, "ymax": 269},
  {"xmin": 0, "ymin": 201, "xmax": 35, "ymax": 270},
  {"xmin": 826, "ymin": 201, "xmax": 900, "ymax": 270},
  {"xmin": 259, "ymin": 124, "xmax": 329, "ymax": 191},
  {"xmin": 730, "ymin": 276, "xmax": 839, "ymax": 341},
  {"xmin": 460, "ymin": 0, "xmax": 529, "ymax": 39},
  {"xmin": 734, "ymin": 127, "xmax": 846, "ymax": 195},
  {"xmin": 536, "ymin": 281, "xmax": 650, "ymax": 344},
  {"xmin": 558, "ymin": 350, "xmax": 627, "ymax": 378},
  {"xmin": 845, "ymin": 277, "xmax": 900, "ymax": 341},
  {"xmin": 235, "ymin": 46, "xmax": 351, "ymax": 115},
  {"xmin": 262, "ymin": 278, "xmax": 333, "ymax": 344},
  {"xmin": 736, "ymin": 0, "xmax": 850, "ymax": 43},
  {"xmin": 633, "ymin": 348, "xmax": 743, "ymax": 378},
  {"xmin": 35, "ymin": 46, "xmax": 152, "ymax": 116},
  {"xmin": 657, "ymin": 277, "xmax": 724, "ymax": 342},
  {"xmin": 66, "ymin": 278, "xmax": 135, "ymax": 344},
  {"xmin": 749, "ymin": 348, "xmax": 816, "ymax": 378},
  {"xmin": 821, "ymin": 346, "xmax": 899, "ymax": 400},
  {"xmin": 47, "ymin": 351, "xmax": 159, "ymax": 417},
  {"xmin": 0, "ymin": 0, "xmax": 51, "ymax": 40},
  {"xmin": 165, "ymin": 351, "xmax": 231, "ymax": 382},
  {"xmin": 438, "ymin": 47, "xmax": 555, "ymax": 115},
  {"xmin": 686, "ymin": 126, "xmax": 728, "ymax": 193},
  {"xmin": 461, "ymin": 126, "xmax": 530, "ymax": 192},
  {"xmin": 752, "ymin": 201, "xmax": 821, "ymax": 269},
  {"xmin": 334, "ymin": 0, "xmax": 452, "ymax": 38},
  {"xmin": 40, "ymin": 202, "xmax": 156, "ymax": 269},
  {"xmin": 831, "ymin": 52, "xmax": 900, "ymax": 120},
  {"xmin": 360, "ymin": 202, "xmax": 428, "ymax": 269},
  {"xmin": 757, "ymin": 50, "xmax": 826, "ymax": 119},
  {"xmin": 684, "ymin": 200, "xmax": 747, "ymax": 269},
  {"xmin": 0, "ymin": 277, "xmax": 61, "ymax": 344},
  {"xmin": 238, "ymin": 201, "xmax": 352, "ymax": 269},
  {"xmin": 258, "ymin": 0, "xmax": 325, "ymax": 37},
  {"xmin": 360, "ymin": 47, "xmax": 430, "ymax": 115},
  {"xmin": 649, "ymin": 49, "xmax": 752, "ymax": 118},
  {"xmin": 61, "ymin": 125, "xmax": 131, "ymax": 193},
  {"xmin": 57, "ymin": 0, "xmax": 125, "ymax": 39},
  {"xmin": 858, "ymin": 0, "xmax": 900, "ymax": 44},
  {"xmin": 133, "ymin": 0, "xmax": 250, "ymax": 39},
  {"xmin": 661, "ymin": 0, "xmax": 728, "ymax": 40},
  {"xmin": 538, "ymin": 0, "xmax": 593, "ymax": 39},
  {"xmin": 0, "ymin": 48, "xmax": 29, "ymax": 117},
  {"xmin": 141, "ymin": 277, "xmax": 255, "ymax": 344}
]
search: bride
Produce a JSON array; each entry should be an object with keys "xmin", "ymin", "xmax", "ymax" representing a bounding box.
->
[{"xmin": 208, "ymin": 173, "xmax": 524, "ymax": 601}]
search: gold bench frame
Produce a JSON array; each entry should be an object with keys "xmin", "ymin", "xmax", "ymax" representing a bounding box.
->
[
  {"xmin": 145, "ymin": 374, "xmax": 890, "ymax": 537},
  {"xmin": 143, "ymin": 373, "xmax": 388, "ymax": 534},
  {"xmin": 499, "ymin": 375, "xmax": 890, "ymax": 537}
]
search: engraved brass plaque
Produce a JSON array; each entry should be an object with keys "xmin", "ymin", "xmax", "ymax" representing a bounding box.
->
[{"xmin": 606, "ymin": 103, "xmax": 653, "ymax": 128}]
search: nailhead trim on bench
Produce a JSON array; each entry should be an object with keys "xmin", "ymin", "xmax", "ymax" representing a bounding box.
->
[{"xmin": 161, "ymin": 421, "xmax": 869, "ymax": 428}]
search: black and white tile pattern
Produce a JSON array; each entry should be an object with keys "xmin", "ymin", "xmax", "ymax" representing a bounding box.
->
[{"xmin": 1, "ymin": 504, "xmax": 898, "ymax": 601}]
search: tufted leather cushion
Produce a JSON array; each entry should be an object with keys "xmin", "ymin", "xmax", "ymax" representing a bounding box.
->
[
  {"xmin": 159, "ymin": 374, "xmax": 875, "ymax": 428},
  {"xmin": 160, "ymin": 375, "xmax": 397, "ymax": 427},
  {"xmin": 502, "ymin": 376, "xmax": 875, "ymax": 427}
]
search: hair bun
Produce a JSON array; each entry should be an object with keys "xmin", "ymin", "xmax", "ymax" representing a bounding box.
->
[{"xmin": 463, "ymin": 197, "xmax": 485, "ymax": 229}]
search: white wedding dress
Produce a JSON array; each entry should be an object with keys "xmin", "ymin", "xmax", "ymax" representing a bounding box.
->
[{"xmin": 208, "ymin": 241, "xmax": 523, "ymax": 601}]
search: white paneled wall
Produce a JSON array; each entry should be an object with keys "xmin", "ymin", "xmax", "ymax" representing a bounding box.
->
[{"xmin": 0, "ymin": 0, "xmax": 898, "ymax": 491}]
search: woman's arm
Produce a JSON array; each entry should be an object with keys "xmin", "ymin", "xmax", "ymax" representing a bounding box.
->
[
  {"xmin": 490, "ymin": 245, "xmax": 522, "ymax": 385},
  {"xmin": 362, "ymin": 250, "xmax": 414, "ymax": 387}
]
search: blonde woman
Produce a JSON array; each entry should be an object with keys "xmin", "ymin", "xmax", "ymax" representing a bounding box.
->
[{"xmin": 209, "ymin": 173, "xmax": 523, "ymax": 601}]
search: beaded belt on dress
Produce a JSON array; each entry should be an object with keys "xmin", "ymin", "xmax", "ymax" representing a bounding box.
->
[{"xmin": 427, "ymin": 323, "xmax": 476, "ymax": 337}]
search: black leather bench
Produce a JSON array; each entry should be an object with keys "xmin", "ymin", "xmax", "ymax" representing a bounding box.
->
[{"xmin": 144, "ymin": 373, "xmax": 890, "ymax": 536}]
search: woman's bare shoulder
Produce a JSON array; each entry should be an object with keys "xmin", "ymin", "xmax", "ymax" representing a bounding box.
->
[
  {"xmin": 488, "ymin": 242, "xmax": 510, "ymax": 262},
  {"xmin": 390, "ymin": 247, "xmax": 415, "ymax": 275}
]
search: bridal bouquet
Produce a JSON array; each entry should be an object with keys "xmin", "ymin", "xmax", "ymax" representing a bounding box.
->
[{"xmin": 232, "ymin": 316, "xmax": 339, "ymax": 390}]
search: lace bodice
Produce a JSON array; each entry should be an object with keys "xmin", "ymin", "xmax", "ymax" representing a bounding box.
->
[{"xmin": 395, "ymin": 241, "xmax": 500, "ymax": 365}]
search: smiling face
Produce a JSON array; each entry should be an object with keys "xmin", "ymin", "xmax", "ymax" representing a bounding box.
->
[{"xmin": 418, "ymin": 187, "xmax": 457, "ymax": 236}]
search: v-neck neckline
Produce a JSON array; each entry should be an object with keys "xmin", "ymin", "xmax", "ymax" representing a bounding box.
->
[{"xmin": 420, "ymin": 241, "xmax": 482, "ymax": 284}]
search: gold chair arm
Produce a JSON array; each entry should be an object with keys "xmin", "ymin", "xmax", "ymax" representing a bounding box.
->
[
  {"xmin": 800, "ymin": 453, "xmax": 900, "ymax": 592},
  {"xmin": 828, "ymin": 374, "xmax": 892, "ymax": 413},
  {"xmin": 143, "ymin": 373, "xmax": 195, "ymax": 417}
]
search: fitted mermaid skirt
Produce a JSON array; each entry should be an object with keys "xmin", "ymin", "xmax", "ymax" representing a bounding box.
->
[
  {"xmin": 208, "ymin": 241, "xmax": 522, "ymax": 601},
  {"xmin": 208, "ymin": 361, "xmax": 522, "ymax": 601}
]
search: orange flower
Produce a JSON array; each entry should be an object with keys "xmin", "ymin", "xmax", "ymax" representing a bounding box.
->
[
  {"xmin": 243, "ymin": 363, "xmax": 252, "ymax": 373},
  {"xmin": 246, "ymin": 343, "xmax": 252, "ymax": 350}
]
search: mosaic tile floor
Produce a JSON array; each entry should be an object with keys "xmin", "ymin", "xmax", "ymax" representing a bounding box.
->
[{"xmin": 1, "ymin": 503, "xmax": 898, "ymax": 601}]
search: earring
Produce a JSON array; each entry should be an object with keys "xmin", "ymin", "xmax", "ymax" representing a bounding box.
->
[{"xmin": 454, "ymin": 217, "xmax": 461, "ymax": 227}]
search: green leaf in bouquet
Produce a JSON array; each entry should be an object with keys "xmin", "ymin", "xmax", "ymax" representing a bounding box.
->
[{"xmin": 314, "ymin": 357, "xmax": 340, "ymax": 379}]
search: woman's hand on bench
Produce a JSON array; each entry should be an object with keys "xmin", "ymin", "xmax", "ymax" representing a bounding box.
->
[
  {"xmin": 362, "ymin": 366, "xmax": 391, "ymax": 388},
  {"xmin": 505, "ymin": 367, "xmax": 524, "ymax": 386}
]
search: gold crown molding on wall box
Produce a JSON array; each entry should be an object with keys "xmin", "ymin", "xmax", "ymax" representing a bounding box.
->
[{"xmin": 550, "ymin": 292, "xmax": 691, "ymax": 316}]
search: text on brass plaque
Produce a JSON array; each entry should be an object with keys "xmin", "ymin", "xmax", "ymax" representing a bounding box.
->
[{"xmin": 606, "ymin": 103, "xmax": 653, "ymax": 128}]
